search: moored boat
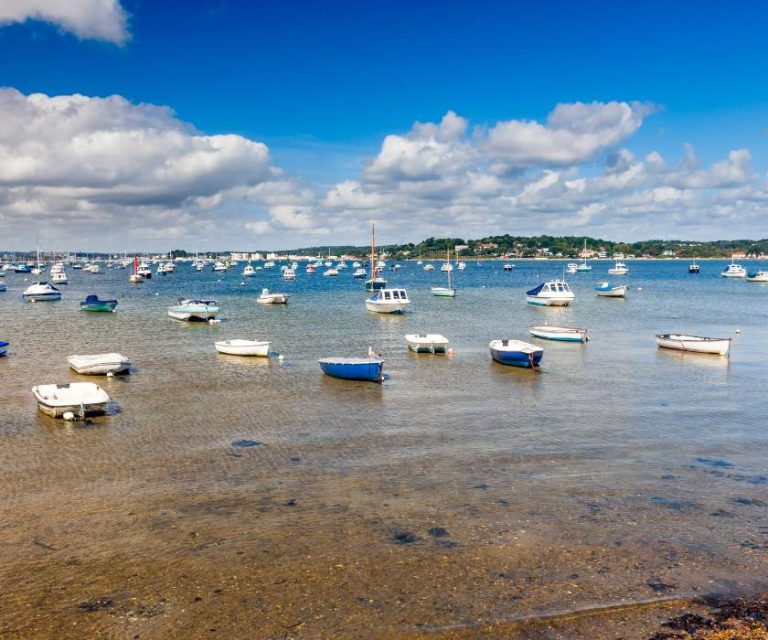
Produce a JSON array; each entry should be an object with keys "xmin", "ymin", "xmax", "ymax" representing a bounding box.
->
[
  {"xmin": 529, "ymin": 325, "xmax": 589, "ymax": 342},
  {"xmin": 608, "ymin": 260, "xmax": 628, "ymax": 275},
  {"xmin": 32, "ymin": 382, "xmax": 110, "ymax": 419},
  {"xmin": 526, "ymin": 280, "xmax": 574, "ymax": 306},
  {"xmin": 22, "ymin": 282, "xmax": 61, "ymax": 302},
  {"xmin": 365, "ymin": 288, "xmax": 411, "ymax": 314},
  {"xmin": 0, "ymin": 340, "xmax": 8, "ymax": 356},
  {"xmin": 257, "ymin": 288, "xmax": 288, "ymax": 304},
  {"xmin": 319, "ymin": 357, "xmax": 384, "ymax": 383},
  {"xmin": 489, "ymin": 339, "xmax": 543, "ymax": 368},
  {"xmin": 594, "ymin": 281, "xmax": 628, "ymax": 297},
  {"xmin": 405, "ymin": 334, "xmax": 450, "ymax": 353},
  {"xmin": 688, "ymin": 258, "xmax": 701, "ymax": 273},
  {"xmin": 214, "ymin": 339, "xmax": 271, "ymax": 356},
  {"xmin": 353, "ymin": 267, "xmax": 366, "ymax": 278},
  {"xmin": 746, "ymin": 270, "xmax": 768, "ymax": 282},
  {"xmin": 80, "ymin": 294, "xmax": 118, "ymax": 312},
  {"xmin": 565, "ymin": 263, "xmax": 578, "ymax": 274},
  {"xmin": 655, "ymin": 334, "xmax": 731, "ymax": 356},
  {"xmin": 67, "ymin": 353, "xmax": 131, "ymax": 375},
  {"xmin": 167, "ymin": 298, "xmax": 220, "ymax": 321},
  {"xmin": 721, "ymin": 261, "xmax": 746, "ymax": 278}
]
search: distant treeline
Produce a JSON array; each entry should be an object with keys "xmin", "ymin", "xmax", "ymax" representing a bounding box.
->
[{"xmin": 4, "ymin": 236, "xmax": 767, "ymax": 260}]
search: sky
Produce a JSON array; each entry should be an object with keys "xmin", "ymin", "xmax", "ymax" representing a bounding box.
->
[{"xmin": 0, "ymin": 0, "xmax": 767, "ymax": 251}]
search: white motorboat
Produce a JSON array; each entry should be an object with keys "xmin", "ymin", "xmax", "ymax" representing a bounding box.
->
[
  {"xmin": 365, "ymin": 288, "xmax": 411, "ymax": 314},
  {"xmin": 503, "ymin": 263, "xmax": 514, "ymax": 271},
  {"xmin": 529, "ymin": 325, "xmax": 589, "ymax": 342},
  {"xmin": 688, "ymin": 258, "xmax": 701, "ymax": 274},
  {"xmin": 137, "ymin": 262, "xmax": 152, "ymax": 278},
  {"xmin": 32, "ymin": 382, "xmax": 110, "ymax": 419},
  {"xmin": 656, "ymin": 334, "xmax": 731, "ymax": 356},
  {"xmin": 440, "ymin": 263, "xmax": 454, "ymax": 272},
  {"xmin": 257, "ymin": 288, "xmax": 288, "ymax": 304},
  {"xmin": 457, "ymin": 262, "xmax": 466, "ymax": 270},
  {"xmin": 607, "ymin": 260, "xmax": 628, "ymax": 275},
  {"xmin": 594, "ymin": 281, "xmax": 629, "ymax": 297},
  {"xmin": 405, "ymin": 333, "xmax": 450, "ymax": 353},
  {"xmin": 282, "ymin": 267, "xmax": 296, "ymax": 280},
  {"xmin": 526, "ymin": 280, "xmax": 574, "ymax": 306},
  {"xmin": 721, "ymin": 261, "xmax": 746, "ymax": 278},
  {"xmin": 167, "ymin": 298, "xmax": 220, "ymax": 321},
  {"xmin": 242, "ymin": 263, "xmax": 255, "ymax": 277},
  {"xmin": 423, "ymin": 264, "xmax": 435, "ymax": 271},
  {"xmin": 565, "ymin": 263, "xmax": 578, "ymax": 274},
  {"xmin": 22, "ymin": 282, "xmax": 62, "ymax": 302},
  {"xmin": 746, "ymin": 270, "xmax": 768, "ymax": 282},
  {"xmin": 214, "ymin": 339, "xmax": 271, "ymax": 356},
  {"xmin": 67, "ymin": 353, "xmax": 131, "ymax": 375},
  {"xmin": 51, "ymin": 270, "xmax": 68, "ymax": 284},
  {"xmin": 85, "ymin": 264, "xmax": 102, "ymax": 274},
  {"xmin": 353, "ymin": 267, "xmax": 367, "ymax": 278},
  {"xmin": 212, "ymin": 261, "xmax": 228, "ymax": 272},
  {"xmin": 323, "ymin": 268, "xmax": 339, "ymax": 276}
]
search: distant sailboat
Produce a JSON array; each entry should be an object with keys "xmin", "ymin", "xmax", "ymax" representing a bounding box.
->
[{"xmin": 431, "ymin": 248, "xmax": 456, "ymax": 297}]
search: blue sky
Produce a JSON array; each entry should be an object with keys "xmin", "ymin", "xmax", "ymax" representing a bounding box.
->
[{"xmin": 1, "ymin": 0, "xmax": 767, "ymax": 249}]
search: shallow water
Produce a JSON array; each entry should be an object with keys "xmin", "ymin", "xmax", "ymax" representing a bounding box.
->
[{"xmin": 1, "ymin": 259, "xmax": 767, "ymax": 638}]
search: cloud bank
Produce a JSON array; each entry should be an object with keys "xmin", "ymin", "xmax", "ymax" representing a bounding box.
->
[
  {"xmin": 0, "ymin": 0, "xmax": 129, "ymax": 44},
  {"xmin": 0, "ymin": 91, "xmax": 765, "ymax": 250}
]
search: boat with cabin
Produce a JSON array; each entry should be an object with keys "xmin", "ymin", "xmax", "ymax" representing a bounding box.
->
[
  {"xmin": 167, "ymin": 298, "xmax": 220, "ymax": 322},
  {"xmin": 688, "ymin": 258, "xmax": 701, "ymax": 273},
  {"xmin": 526, "ymin": 280, "xmax": 574, "ymax": 306},
  {"xmin": 242, "ymin": 263, "xmax": 255, "ymax": 277},
  {"xmin": 489, "ymin": 339, "xmax": 543, "ymax": 368},
  {"xmin": 22, "ymin": 282, "xmax": 61, "ymax": 302},
  {"xmin": 365, "ymin": 288, "xmax": 411, "ymax": 314},
  {"xmin": 608, "ymin": 260, "xmax": 628, "ymax": 275},
  {"xmin": 746, "ymin": 270, "xmax": 768, "ymax": 282},
  {"xmin": 257, "ymin": 288, "xmax": 288, "ymax": 304},
  {"xmin": 655, "ymin": 334, "xmax": 731, "ymax": 356},
  {"xmin": 721, "ymin": 260, "xmax": 746, "ymax": 278}
]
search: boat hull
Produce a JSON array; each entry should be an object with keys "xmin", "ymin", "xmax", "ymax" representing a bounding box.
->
[
  {"xmin": 214, "ymin": 341, "xmax": 271, "ymax": 356},
  {"xmin": 365, "ymin": 300, "xmax": 409, "ymax": 314},
  {"xmin": 23, "ymin": 292, "xmax": 61, "ymax": 302},
  {"xmin": 0, "ymin": 341, "xmax": 8, "ymax": 356},
  {"xmin": 168, "ymin": 307, "xmax": 219, "ymax": 321},
  {"xmin": 595, "ymin": 285, "xmax": 628, "ymax": 298},
  {"xmin": 526, "ymin": 296, "xmax": 572, "ymax": 306},
  {"xmin": 80, "ymin": 301, "xmax": 118, "ymax": 312},
  {"xmin": 529, "ymin": 326, "xmax": 588, "ymax": 342},
  {"xmin": 490, "ymin": 346, "xmax": 543, "ymax": 368},
  {"xmin": 405, "ymin": 334, "xmax": 450, "ymax": 353},
  {"xmin": 655, "ymin": 334, "xmax": 731, "ymax": 356},
  {"xmin": 431, "ymin": 286, "xmax": 456, "ymax": 297},
  {"xmin": 32, "ymin": 383, "xmax": 110, "ymax": 419},
  {"xmin": 319, "ymin": 358, "xmax": 383, "ymax": 383},
  {"xmin": 68, "ymin": 354, "xmax": 131, "ymax": 375},
  {"xmin": 257, "ymin": 295, "xmax": 288, "ymax": 304}
]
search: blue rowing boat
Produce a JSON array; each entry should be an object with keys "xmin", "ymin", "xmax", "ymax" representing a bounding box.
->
[
  {"xmin": 319, "ymin": 357, "xmax": 384, "ymax": 383},
  {"xmin": 0, "ymin": 341, "xmax": 8, "ymax": 356},
  {"xmin": 489, "ymin": 339, "xmax": 543, "ymax": 368}
]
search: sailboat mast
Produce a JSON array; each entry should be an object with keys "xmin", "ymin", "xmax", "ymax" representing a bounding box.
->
[
  {"xmin": 447, "ymin": 248, "xmax": 451, "ymax": 288},
  {"xmin": 370, "ymin": 223, "xmax": 375, "ymax": 275}
]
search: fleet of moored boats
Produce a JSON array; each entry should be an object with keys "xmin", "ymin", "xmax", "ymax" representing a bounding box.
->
[{"xmin": 0, "ymin": 253, "xmax": 760, "ymax": 418}]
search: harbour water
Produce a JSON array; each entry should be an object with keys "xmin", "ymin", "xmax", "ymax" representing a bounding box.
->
[{"xmin": 1, "ymin": 259, "xmax": 767, "ymax": 638}]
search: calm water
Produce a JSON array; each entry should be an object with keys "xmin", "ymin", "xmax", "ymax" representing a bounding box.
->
[{"xmin": 1, "ymin": 259, "xmax": 767, "ymax": 638}]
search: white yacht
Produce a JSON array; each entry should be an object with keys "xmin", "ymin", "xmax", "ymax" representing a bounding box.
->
[
  {"xmin": 365, "ymin": 288, "xmax": 411, "ymax": 314},
  {"xmin": 23, "ymin": 282, "xmax": 62, "ymax": 302},
  {"xmin": 721, "ymin": 260, "xmax": 746, "ymax": 278},
  {"xmin": 607, "ymin": 260, "xmax": 628, "ymax": 275},
  {"xmin": 242, "ymin": 263, "xmax": 255, "ymax": 277},
  {"xmin": 525, "ymin": 280, "xmax": 574, "ymax": 306}
]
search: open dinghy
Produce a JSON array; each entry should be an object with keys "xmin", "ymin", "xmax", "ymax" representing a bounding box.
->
[
  {"xmin": 319, "ymin": 357, "xmax": 384, "ymax": 383},
  {"xmin": 214, "ymin": 339, "xmax": 271, "ymax": 356},
  {"xmin": 655, "ymin": 334, "xmax": 732, "ymax": 356},
  {"xmin": 489, "ymin": 340, "xmax": 543, "ymax": 368},
  {"xmin": 67, "ymin": 353, "xmax": 130, "ymax": 375},
  {"xmin": 529, "ymin": 325, "xmax": 589, "ymax": 343},
  {"xmin": 32, "ymin": 382, "xmax": 110, "ymax": 419},
  {"xmin": 405, "ymin": 334, "xmax": 450, "ymax": 353},
  {"xmin": 594, "ymin": 282, "xmax": 628, "ymax": 298}
]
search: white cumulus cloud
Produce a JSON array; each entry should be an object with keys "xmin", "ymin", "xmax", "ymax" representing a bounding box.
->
[{"xmin": 0, "ymin": 0, "xmax": 129, "ymax": 44}]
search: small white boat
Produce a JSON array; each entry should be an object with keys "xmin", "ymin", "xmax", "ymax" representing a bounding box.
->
[
  {"xmin": 242, "ymin": 264, "xmax": 255, "ymax": 277},
  {"xmin": 323, "ymin": 268, "xmax": 339, "ymax": 276},
  {"xmin": 529, "ymin": 325, "xmax": 589, "ymax": 343},
  {"xmin": 32, "ymin": 382, "xmax": 110, "ymax": 419},
  {"xmin": 594, "ymin": 281, "xmax": 629, "ymax": 297},
  {"xmin": 423, "ymin": 264, "xmax": 435, "ymax": 271},
  {"xmin": 366, "ymin": 288, "xmax": 411, "ymax": 314},
  {"xmin": 440, "ymin": 263, "xmax": 453, "ymax": 272},
  {"xmin": 353, "ymin": 267, "xmax": 367, "ymax": 278},
  {"xmin": 128, "ymin": 273, "xmax": 143, "ymax": 284},
  {"xmin": 526, "ymin": 280, "xmax": 574, "ymax": 306},
  {"xmin": 86, "ymin": 264, "xmax": 103, "ymax": 274},
  {"xmin": 565, "ymin": 263, "xmax": 578, "ymax": 274},
  {"xmin": 746, "ymin": 270, "xmax": 768, "ymax": 282},
  {"xmin": 67, "ymin": 353, "xmax": 131, "ymax": 375},
  {"xmin": 431, "ymin": 286, "xmax": 456, "ymax": 297},
  {"xmin": 721, "ymin": 261, "xmax": 746, "ymax": 278},
  {"xmin": 503, "ymin": 263, "xmax": 514, "ymax": 271},
  {"xmin": 257, "ymin": 288, "xmax": 288, "ymax": 304},
  {"xmin": 405, "ymin": 333, "xmax": 450, "ymax": 353},
  {"xmin": 607, "ymin": 260, "xmax": 628, "ymax": 275},
  {"xmin": 51, "ymin": 270, "xmax": 68, "ymax": 284},
  {"xmin": 167, "ymin": 298, "xmax": 220, "ymax": 321},
  {"xmin": 22, "ymin": 282, "xmax": 62, "ymax": 302},
  {"xmin": 212, "ymin": 261, "xmax": 228, "ymax": 272},
  {"xmin": 457, "ymin": 262, "xmax": 466, "ymax": 270},
  {"xmin": 214, "ymin": 339, "xmax": 271, "ymax": 356},
  {"xmin": 282, "ymin": 267, "xmax": 296, "ymax": 280},
  {"xmin": 688, "ymin": 258, "xmax": 701, "ymax": 274},
  {"xmin": 656, "ymin": 334, "xmax": 731, "ymax": 356}
]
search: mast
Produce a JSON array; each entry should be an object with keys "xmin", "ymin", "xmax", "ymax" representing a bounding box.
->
[
  {"xmin": 446, "ymin": 248, "xmax": 452, "ymax": 288},
  {"xmin": 370, "ymin": 223, "xmax": 376, "ymax": 276}
]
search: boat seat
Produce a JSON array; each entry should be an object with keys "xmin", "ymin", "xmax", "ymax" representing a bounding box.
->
[{"xmin": 501, "ymin": 339, "xmax": 509, "ymax": 346}]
